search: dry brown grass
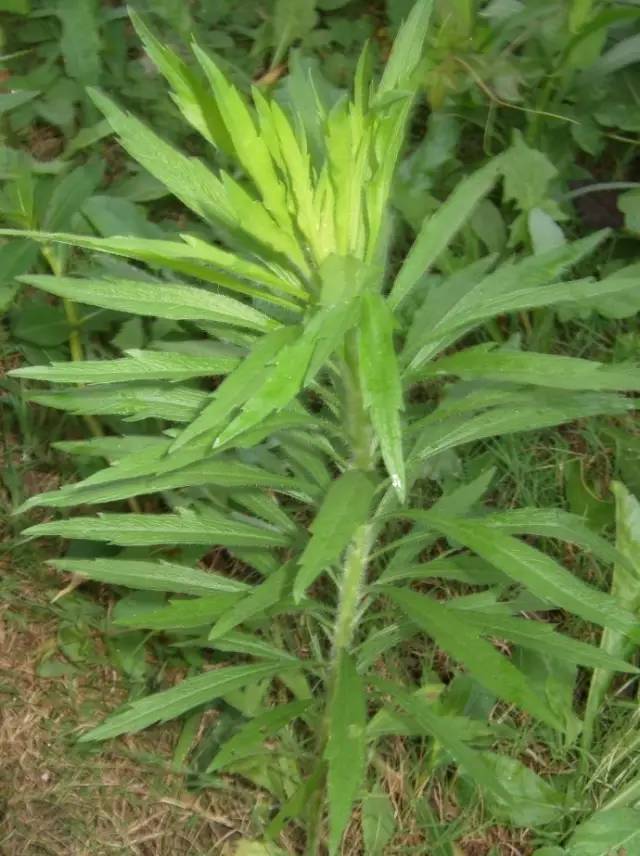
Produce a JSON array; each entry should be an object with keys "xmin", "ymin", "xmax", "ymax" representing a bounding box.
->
[{"xmin": 0, "ymin": 561, "xmax": 260, "ymax": 856}]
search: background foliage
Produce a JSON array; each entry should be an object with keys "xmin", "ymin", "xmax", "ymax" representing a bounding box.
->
[{"xmin": 2, "ymin": 1, "xmax": 640, "ymax": 855}]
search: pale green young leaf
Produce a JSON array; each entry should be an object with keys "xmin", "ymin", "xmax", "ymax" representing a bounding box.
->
[
  {"xmin": 387, "ymin": 589, "xmax": 565, "ymax": 730},
  {"xmin": 81, "ymin": 661, "xmax": 291, "ymax": 741},
  {"xmin": 376, "ymin": 0, "xmax": 434, "ymax": 99},
  {"xmin": 88, "ymin": 87, "xmax": 234, "ymax": 226},
  {"xmin": 421, "ymin": 515, "xmax": 640, "ymax": 642},
  {"xmin": 212, "ymin": 631, "xmax": 301, "ymax": 663},
  {"xmin": 129, "ymin": 10, "xmax": 234, "ymax": 154},
  {"xmin": 583, "ymin": 482, "xmax": 640, "ymax": 749},
  {"xmin": 207, "ymin": 700, "xmax": 310, "ymax": 773},
  {"xmin": 361, "ymin": 789, "xmax": 396, "ymax": 856},
  {"xmin": 28, "ymin": 383, "xmax": 208, "ymax": 423},
  {"xmin": 10, "ymin": 349, "xmax": 239, "ymax": 385},
  {"xmin": 566, "ymin": 808, "xmax": 640, "ymax": 855},
  {"xmin": 24, "ymin": 510, "xmax": 291, "ymax": 549},
  {"xmin": 192, "ymin": 44, "xmax": 293, "ymax": 236},
  {"xmin": 358, "ymin": 293, "xmax": 405, "ymax": 500},
  {"xmin": 170, "ymin": 325, "xmax": 300, "ymax": 452},
  {"xmin": 294, "ymin": 470, "xmax": 375, "ymax": 601},
  {"xmin": 19, "ymin": 275, "xmax": 274, "ymax": 332},
  {"xmin": 49, "ymin": 558, "xmax": 250, "ymax": 596},
  {"xmin": 389, "ymin": 158, "xmax": 502, "ymax": 309},
  {"xmin": 326, "ymin": 653, "xmax": 367, "ymax": 856},
  {"xmin": 423, "ymin": 343, "xmax": 640, "ymax": 391},
  {"xmin": 54, "ymin": 435, "xmax": 166, "ymax": 460},
  {"xmin": 115, "ymin": 594, "xmax": 242, "ymax": 630}
]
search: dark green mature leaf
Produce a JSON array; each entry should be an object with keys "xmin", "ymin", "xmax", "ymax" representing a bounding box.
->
[
  {"xmin": 421, "ymin": 516, "xmax": 640, "ymax": 642},
  {"xmin": 28, "ymin": 383, "xmax": 208, "ymax": 422},
  {"xmin": 50, "ymin": 558, "xmax": 250, "ymax": 596},
  {"xmin": 375, "ymin": 679, "xmax": 509, "ymax": 801},
  {"xmin": 10, "ymin": 349, "xmax": 239, "ymax": 385},
  {"xmin": 423, "ymin": 343, "xmax": 640, "ymax": 391},
  {"xmin": 389, "ymin": 158, "xmax": 501, "ymax": 309},
  {"xmin": 294, "ymin": 470, "xmax": 375, "ymax": 600},
  {"xmin": 388, "ymin": 589, "xmax": 565, "ymax": 730},
  {"xmin": 326, "ymin": 653, "xmax": 367, "ymax": 856},
  {"xmin": 19, "ymin": 275, "xmax": 273, "ymax": 332},
  {"xmin": 58, "ymin": 0, "xmax": 101, "ymax": 86},
  {"xmin": 209, "ymin": 563, "xmax": 293, "ymax": 641},
  {"xmin": 24, "ymin": 510, "xmax": 291, "ymax": 548},
  {"xmin": 22, "ymin": 455, "xmax": 308, "ymax": 511},
  {"xmin": 359, "ymin": 293, "xmax": 405, "ymax": 500},
  {"xmin": 81, "ymin": 661, "xmax": 292, "ymax": 741},
  {"xmin": 207, "ymin": 700, "xmax": 310, "ymax": 772},
  {"xmin": 455, "ymin": 610, "xmax": 638, "ymax": 673},
  {"xmin": 115, "ymin": 594, "xmax": 242, "ymax": 630}
]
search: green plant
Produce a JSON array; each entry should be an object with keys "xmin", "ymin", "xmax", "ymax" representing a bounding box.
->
[{"xmin": 9, "ymin": 2, "xmax": 640, "ymax": 852}]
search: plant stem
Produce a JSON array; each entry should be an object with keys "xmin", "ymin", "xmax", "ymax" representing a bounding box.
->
[{"xmin": 305, "ymin": 334, "xmax": 375, "ymax": 854}]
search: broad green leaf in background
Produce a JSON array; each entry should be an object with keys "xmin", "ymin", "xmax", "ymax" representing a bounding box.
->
[
  {"xmin": 58, "ymin": 0, "xmax": 101, "ymax": 86},
  {"xmin": 361, "ymin": 789, "xmax": 396, "ymax": 856},
  {"xmin": 565, "ymin": 807, "xmax": 640, "ymax": 855},
  {"xmin": 326, "ymin": 653, "xmax": 367, "ymax": 856}
]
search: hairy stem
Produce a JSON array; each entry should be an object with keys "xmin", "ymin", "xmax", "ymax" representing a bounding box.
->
[{"xmin": 305, "ymin": 334, "xmax": 375, "ymax": 854}]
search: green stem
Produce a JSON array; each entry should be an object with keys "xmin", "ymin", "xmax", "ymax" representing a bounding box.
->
[{"xmin": 305, "ymin": 334, "xmax": 375, "ymax": 854}]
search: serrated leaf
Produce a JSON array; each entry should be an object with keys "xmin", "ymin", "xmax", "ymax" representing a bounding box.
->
[
  {"xmin": 19, "ymin": 275, "xmax": 273, "ymax": 332},
  {"xmin": 207, "ymin": 700, "xmax": 310, "ymax": 772},
  {"xmin": 28, "ymin": 383, "xmax": 208, "ymax": 422},
  {"xmin": 50, "ymin": 558, "xmax": 250, "ymax": 596},
  {"xmin": 583, "ymin": 482, "xmax": 640, "ymax": 749},
  {"xmin": 294, "ymin": 470, "xmax": 375, "ymax": 600},
  {"xmin": 389, "ymin": 158, "xmax": 501, "ymax": 309},
  {"xmin": 81, "ymin": 661, "xmax": 291, "ymax": 741},
  {"xmin": 374, "ymin": 679, "xmax": 510, "ymax": 800},
  {"xmin": 420, "ymin": 515, "xmax": 640, "ymax": 643},
  {"xmin": 326, "ymin": 653, "xmax": 367, "ymax": 856},
  {"xmin": 24, "ymin": 510, "xmax": 290, "ymax": 549},
  {"xmin": 455, "ymin": 610, "xmax": 638, "ymax": 673},
  {"xmin": 388, "ymin": 588, "xmax": 565, "ymax": 730},
  {"xmin": 58, "ymin": 0, "xmax": 101, "ymax": 86},
  {"xmin": 115, "ymin": 594, "xmax": 242, "ymax": 630},
  {"xmin": 423, "ymin": 343, "xmax": 640, "ymax": 391},
  {"xmin": 10, "ymin": 349, "xmax": 238, "ymax": 385},
  {"xmin": 358, "ymin": 293, "xmax": 405, "ymax": 500},
  {"xmin": 209, "ymin": 563, "xmax": 293, "ymax": 641}
]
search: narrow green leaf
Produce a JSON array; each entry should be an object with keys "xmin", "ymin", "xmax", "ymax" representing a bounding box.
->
[
  {"xmin": 423, "ymin": 343, "xmax": 640, "ymax": 391},
  {"xmin": 359, "ymin": 293, "xmax": 405, "ymax": 500},
  {"xmin": 422, "ymin": 515, "xmax": 640, "ymax": 642},
  {"xmin": 114, "ymin": 594, "xmax": 242, "ymax": 630},
  {"xmin": 19, "ymin": 275, "xmax": 273, "ymax": 332},
  {"xmin": 10, "ymin": 349, "xmax": 238, "ymax": 385},
  {"xmin": 209, "ymin": 563, "xmax": 293, "ymax": 641},
  {"xmin": 28, "ymin": 383, "xmax": 208, "ymax": 422},
  {"xmin": 583, "ymin": 482, "xmax": 640, "ymax": 749},
  {"xmin": 207, "ymin": 700, "xmax": 310, "ymax": 772},
  {"xmin": 374, "ymin": 679, "xmax": 510, "ymax": 801},
  {"xmin": 24, "ymin": 510, "xmax": 290, "ymax": 549},
  {"xmin": 326, "ymin": 653, "xmax": 367, "ymax": 856},
  {"xmin": 377, "ymin": 0, "xmax": 434, "ymax": 98},
  {"xmin": 388, "ymin": 588, "xmax": 565, "ymax": 730},
  {"xmin": 49, "ymin": 557, "xmax": 250, "ymax": 596},
  {"xmin": 389, "ymin": 158, "xmax": 502, "ymax": 309},
  {"xmin": 294, "ymin": 470, "xmax": 375, "ymax": 601},
  {"xmin": 88, "ymin": 87, "xmax": 234, "ymax": 227},
  {"xmin": 81, "ymin": 661, "xmax": 290, "ymax": 741}
]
